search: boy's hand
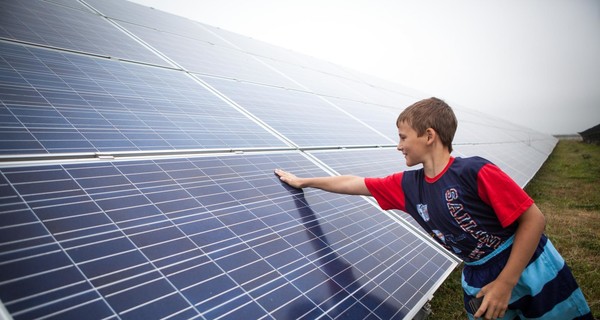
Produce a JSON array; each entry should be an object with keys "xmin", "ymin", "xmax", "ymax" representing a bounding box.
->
[
  {"xmin": 473, "ymin": 279, "xmax": 512, "ymax": 319},
  {"xmin": 274, "ymin": 169, "xmax": 370, "ymax": 195},
  {"xmin": 274, "ymin": 169, "xmax": 304, "ymax": 189}
]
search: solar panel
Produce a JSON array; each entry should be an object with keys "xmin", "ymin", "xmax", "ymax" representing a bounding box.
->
[
  {"xmin": 0, "ymin": 41, "xmax": 288, "ymax": 155},
  {"xmin": 0, "ymin": 0, "xmax": 167, "ymax": 66},
  {"xmin": 201, "ymin": 77, "xmax": 393, "ymax": 148},
  {"xmin": 0, "ymin": 0, "xmax": 556, "ymax": 319},
  {"xmin": 0, "ymin": 152, "xmax": 456, "ymax": 319}
]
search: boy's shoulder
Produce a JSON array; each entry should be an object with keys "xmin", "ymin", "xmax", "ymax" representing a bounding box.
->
[
  {"xmin": 447, "ymin": 156, "xmax": 493, "ymax": 182},
  {"xmin": 453, "ymin": 156, "xmax": 492, "ymax": 170}
]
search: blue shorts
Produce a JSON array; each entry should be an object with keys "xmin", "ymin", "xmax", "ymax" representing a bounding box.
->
[{"xmin": 461, "ymin": 235, "xmax": 592, "ymax": 320}]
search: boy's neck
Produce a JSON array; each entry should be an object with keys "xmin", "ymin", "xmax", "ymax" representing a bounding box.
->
[{"xmin": 422, "ymin": 151, "xmax": 452, "ymax": 179}]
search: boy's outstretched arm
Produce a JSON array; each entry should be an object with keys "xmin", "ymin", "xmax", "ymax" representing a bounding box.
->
[
  {"xmin": 474, "ymin": 203, "xmax": 546, "ymax": 319},
  {"xmin": 274, "ymin": 169, "xmax": 372, "ymax": 196}
]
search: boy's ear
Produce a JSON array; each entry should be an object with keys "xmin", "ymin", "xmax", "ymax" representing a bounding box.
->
[{"xmin": 425, "ymin": 128, "xmax": 436, "ymax": 144}]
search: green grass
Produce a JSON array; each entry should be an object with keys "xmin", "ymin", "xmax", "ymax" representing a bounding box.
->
[{"xmin": 428, "ymin": 140, "xmax": 600, "ymax": 319}]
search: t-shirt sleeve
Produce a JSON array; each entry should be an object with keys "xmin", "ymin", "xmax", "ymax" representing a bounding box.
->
[
  {"xmin": 477, "ymin": 163, "xmax": 534, "ymax": 227},
  {"xmin": 364, "ymin": 172, "xmax": 406, "ymax": 211}
]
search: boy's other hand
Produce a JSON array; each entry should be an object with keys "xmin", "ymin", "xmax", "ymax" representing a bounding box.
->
[
  {"xmin": 275, "ymin": 169, "xmax": 304, "ymax": 189},
  {"xmin": 473, "ymin": 279, "xmax": 512, "ymax": 319}
]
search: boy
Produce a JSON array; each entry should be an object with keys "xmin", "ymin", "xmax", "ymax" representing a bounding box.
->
[{"xmin": 274, "ymin": 97, "xmax": 592, "ymax": 319}]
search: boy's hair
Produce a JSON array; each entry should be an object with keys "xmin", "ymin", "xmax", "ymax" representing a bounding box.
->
[{"xmin": 397, "ymin": 97, "xmax": 457, "ymax": 153}]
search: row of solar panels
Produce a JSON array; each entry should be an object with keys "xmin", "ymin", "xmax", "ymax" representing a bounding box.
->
[
  {"xmin": 0, "ymin": 39, "xmax": 555, "ymax": 184},
  {"xmin": 0, "ymin": 0, "xmax": 556, "ymax": 319},
  {"xmin": 1, "ymin": 0, "xmax": 554, "ymax": 153}
]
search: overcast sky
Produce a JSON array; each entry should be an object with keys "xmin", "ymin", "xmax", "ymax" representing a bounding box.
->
[{"xmin": 129, "ymin": 0, "xmax": 600, "ymax": 135}]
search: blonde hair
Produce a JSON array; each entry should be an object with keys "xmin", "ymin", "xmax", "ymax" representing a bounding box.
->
[{"xmin": 397, "ymin": 97, "xmax": 457, "ymax": 152}]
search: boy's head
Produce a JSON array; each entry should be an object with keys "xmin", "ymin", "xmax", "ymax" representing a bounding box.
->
[{"xmin": 397, "ymin": 97, "xmax": 457, "ymax": 153}]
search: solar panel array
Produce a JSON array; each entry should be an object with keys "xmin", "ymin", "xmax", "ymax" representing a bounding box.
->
[{"xmin": 0, "ymin": 1, "xmax": 557, "ymax": 319}]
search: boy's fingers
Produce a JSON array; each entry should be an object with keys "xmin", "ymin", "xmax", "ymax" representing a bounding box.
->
[
  {"xmin": 473, "ymin": 298, "xmax": 487, "ymax": 318},
  {"xmin": 473, "ymin": 306, "xmax": 484, "ymax": 318},
  {"xmin": 274, "ymin": 169, "xmax": 286, "ymax": 177},
  {"xmin": 274, "ymin": 169, "xmax": 292, "ymax": 182}
]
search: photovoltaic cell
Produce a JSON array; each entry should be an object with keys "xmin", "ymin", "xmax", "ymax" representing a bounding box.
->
[
  {"xmin": 0, "ymin": 0, "xmax": 167, "ymax": 66},
  {"xmin": 0, "ymin": 152, "xmax": 456, "ymax": 319},
  {"xmin": 0, "ymin": 41, "xmax": 288, "ymax": 155},
  {"xmin": 201, "ymin": 77, "xmax": 393, "ymax": 147}
]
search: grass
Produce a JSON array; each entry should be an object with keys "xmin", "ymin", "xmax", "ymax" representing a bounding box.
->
[{"xmin": 427, "ymin": 140, "xmax": 600, "ymax": 319}]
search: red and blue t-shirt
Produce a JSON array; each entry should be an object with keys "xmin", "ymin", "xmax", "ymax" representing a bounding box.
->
[{"xmin": 365, "ymin": 156, "xmax": 534, "ymax": 262}]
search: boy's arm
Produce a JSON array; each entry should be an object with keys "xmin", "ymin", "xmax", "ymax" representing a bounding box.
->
[
  {"xmin": 274, "ymin": 169, "xmax": 371, "ymax": 196},
  {"xmin": 474, "ymin": 203, "xmax": 546, "ymax": 319}
]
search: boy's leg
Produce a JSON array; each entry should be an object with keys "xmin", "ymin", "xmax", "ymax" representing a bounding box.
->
[
  {"xmin": 507, "ymin": 238, "xmax": 592, "ymax": 319},
  {"xmin": 462, "ymin": 236, "xmax": 592, "ymax": 320}
]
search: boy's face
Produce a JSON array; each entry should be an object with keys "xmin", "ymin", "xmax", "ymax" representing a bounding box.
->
[{"xmin": 397, "ymin": 121, "xmax": 428, "ymax": 167}]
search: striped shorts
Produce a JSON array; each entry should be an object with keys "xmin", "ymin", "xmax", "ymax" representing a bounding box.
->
[{"xmin": 461, "ymin": 234, "xmax": 593, "ymax": 320}]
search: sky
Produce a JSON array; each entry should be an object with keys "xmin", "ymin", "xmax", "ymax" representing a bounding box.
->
[{"xmin": 129, "ymin": 0, "xmax": 600, "ymax": 135}]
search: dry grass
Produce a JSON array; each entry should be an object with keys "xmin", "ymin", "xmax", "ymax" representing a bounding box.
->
[{"xmin": 428, "ymin": 140, "xmax": 600, "ymax": 319}]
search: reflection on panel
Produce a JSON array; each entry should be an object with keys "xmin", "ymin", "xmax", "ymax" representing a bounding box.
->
[{"xmin": 0, "ymin": 152, "xmax": 456, "ymax": 319}]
